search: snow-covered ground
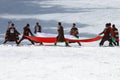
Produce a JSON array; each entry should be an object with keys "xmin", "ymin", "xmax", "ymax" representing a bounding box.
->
[
  {"xmin": 0, "ymin": 45, "xmax": 120, "ymax": 80},
  {"xmin": 0, "ymin": 0, "xmax": 120, "ymax": 80}
]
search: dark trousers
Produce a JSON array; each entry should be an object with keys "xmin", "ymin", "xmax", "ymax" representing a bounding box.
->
[
  {"xmin": 99, "ymin": 37, "xmax": 113, "ymax": 46},
  {"xmin": 109, "ymin": 37, "xmax": 119, "ymax": 46},
  {"xmin": 116, "ymin": 37, "xmax": 119, "ymax": 46},
  {"xmin": 54, "ymin": 39, "xmax": 69, "ymax": 46},
  {"xmin": 3, "ymin": 39, "xmax": 19, "ymax": 44},
  {"xmin": 75, "ymin": 36, "xmax": 81, "ymax": 46},
  {"xmin": 116, "ymin": 41, "xmax": 119, "ymax": 46},
  {"xmin": 18, "ymin": 37, "xmax": 34, "ymax": 45}
]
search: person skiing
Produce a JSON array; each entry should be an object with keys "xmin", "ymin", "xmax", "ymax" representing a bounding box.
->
[
  {"xmin": 3, "ymin": 23, "xmax": 20, "ymax": 45},
  {"xmin": 70, "ymin": 23, "xmax": 81, "ymax": 46},
  {"xmin": 99, "ymin": 23, "xmax": 113, "ymax": 46},
  {"xmin": 112, "ymin": 24, "xmax": 119, "ymax": 46},
  {"xmin": 54, "ymin": 22, "xmax": 69, "ymax": 46},
  {"xmin": 18, "ymin": 23, "xmax": 34, "ymax": 45},
  {"xmin": 34, "ymin": 22, "xmax": 42, "ymax": 34}
]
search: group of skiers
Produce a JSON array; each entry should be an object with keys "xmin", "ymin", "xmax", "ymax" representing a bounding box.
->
[
  {"xmin": 3, "ymin": 22, "xmax": 81, "ymax": 46},
  {"xmin": 2, "ymin": 22, "xmax": 119, "ymax": 47}
]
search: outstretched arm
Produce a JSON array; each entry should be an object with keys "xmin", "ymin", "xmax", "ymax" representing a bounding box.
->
[{"xmin": 99, "ymin": 31, "xmax": 104, "ymax": 35}]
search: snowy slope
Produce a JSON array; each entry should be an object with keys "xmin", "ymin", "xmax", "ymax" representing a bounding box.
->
[{"xmin": 0, "ymin": 45, "xmax": 120, "ymax": 80}]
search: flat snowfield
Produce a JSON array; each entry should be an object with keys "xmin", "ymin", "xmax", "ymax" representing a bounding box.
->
[
  {"xmin": 0, "ymin": 0, "xmax": 120, "ymax": 80},
  {"xmin": 0, "ymin": 45, "xmax": 120, "ymax": 80}
]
